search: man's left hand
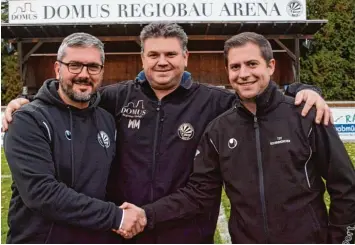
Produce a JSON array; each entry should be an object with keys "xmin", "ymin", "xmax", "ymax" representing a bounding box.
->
[{"xmin": 294, "ymin": 89, "xmax": 333, "ymax": 125}]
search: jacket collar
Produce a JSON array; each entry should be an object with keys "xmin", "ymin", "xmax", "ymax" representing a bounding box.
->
[
  {"xmin": 135, "ymin": 70, "xmax": 193, "ymax": 90},
  {"xmin": 236, "ymin": 81, "xmax": 284, "ymax": 115},
  {"xmin": 34, "ymin": 79, "xmax": 100, "ymax": 115}
]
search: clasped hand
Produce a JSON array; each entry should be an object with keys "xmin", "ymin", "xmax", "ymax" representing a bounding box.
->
[{"xmin": 112, "ymin": 202, "xmax": 147, "ymax": 239}]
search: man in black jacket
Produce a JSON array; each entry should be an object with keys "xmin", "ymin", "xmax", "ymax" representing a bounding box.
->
[
  {"xmin": 3, "ymin": 24, "xmax": 331, "ymax": 243},
  {"xmin": 140, "ymin": 32, "xmax": 355, "ymax": 243},
  {"xmin": 3, "ymin": 33, "xmax": 145, "ymax": 243},
  {"xmin": 100, "ymin": 23, "xmax": 332, "ymax": 243}
]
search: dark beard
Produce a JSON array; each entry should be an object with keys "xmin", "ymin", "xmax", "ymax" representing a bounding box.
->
[{"xmin": 59, "ymin": 77, "xmax": 94, "ymax": 103}]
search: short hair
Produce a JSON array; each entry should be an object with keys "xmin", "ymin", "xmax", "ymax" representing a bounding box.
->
[
  {"xmin": 140, "ymin": 23, "xmax": 188, "ymax": 52},
  {"xmin": 57, "ymin": 32, "xmax": 105, "ymax": 64},
  {"xmin": 224, "ymin": 32, "xmax": 273, "ymax": 66}
]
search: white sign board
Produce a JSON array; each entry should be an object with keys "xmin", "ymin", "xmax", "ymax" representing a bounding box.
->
[
  {"xmin": 331, "ymin": 107, "xmax": 355, "ymax": 142},
  {"xmin": 8, "ymin": 0, "xmax": 307, "ymax": 24}
]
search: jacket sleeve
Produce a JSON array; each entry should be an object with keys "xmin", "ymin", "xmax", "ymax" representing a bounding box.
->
[
  {"xmin": 4, "ymin": 110, "xmax": 123, "ymax": 231},
  {"xmin": 143, "ymin": 128, "xmax": 223, "ymax": 229},
  {"xmin": 217, "ymin": 91, "xmax": 237, "ymax": 112},
  {"xmin": 284, "ymin": 82, "xmax": 322, "ymax": 97},
  {"xmin": 98, "ymin": 82, "xmax": 130, "ymax": 117},
  {"xmin": 310, "ymin": 123, "xmax": 355, "ymax": 243}
]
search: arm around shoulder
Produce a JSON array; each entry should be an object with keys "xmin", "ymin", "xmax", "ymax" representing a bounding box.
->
[
  {"xmin": 98, "ymin": 82, "xmax": 132, "ymax": 117},
  {"xmin": 285, "ymin": 82, "xmax": 322, "ymax": 97}
]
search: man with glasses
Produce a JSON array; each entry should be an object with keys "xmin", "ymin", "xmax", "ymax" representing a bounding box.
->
[
  {"xmin": 3, "ymin": 23, "xmax": 331, "ymax": 243},
  {"xmin": 56, "ymin": 60, "xmax": 104, "ymax": 76},
  {"xmin": 3, "ymin": 32, "xmax": 146, "ymax": 243}
]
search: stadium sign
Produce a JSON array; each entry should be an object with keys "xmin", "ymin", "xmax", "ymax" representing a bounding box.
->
[
  {"xmin": 9, "ymin": 0, "xmax": 306, "ymax": 24},
  {"xmin": 332, "ymin": 107, "xmax": 355, "ymax": 142}
]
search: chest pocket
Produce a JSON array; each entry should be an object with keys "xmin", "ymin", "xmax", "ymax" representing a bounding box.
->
[{"xmin": 218, "ymin": 129, "xmax": 258, "ymax": 186}]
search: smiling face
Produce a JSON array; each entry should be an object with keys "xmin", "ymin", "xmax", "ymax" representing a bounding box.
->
[
  {"xmin": 55, "ymin": 46, "xmax": 103, "ymax": 107},
  {"xmin": 141, "ymin": 37, "xmax": 188, "ymax": 92},
  {"xmin": 226, "ymin": 42, "xmax": 275, "ymax": 100}
]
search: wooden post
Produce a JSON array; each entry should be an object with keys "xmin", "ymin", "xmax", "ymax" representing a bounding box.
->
[
  {"xmin": 295, "ymin": 37, "xmax": 300, "ymax": 83},
  {"xmin": 17, "ymin": 41, "xmax": 27, "ymax": 95}
]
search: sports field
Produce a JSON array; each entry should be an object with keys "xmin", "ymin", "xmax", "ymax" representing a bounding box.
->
[{"xmin": 1, "ymin": 144, "xmax": 355, "ymax": 243}]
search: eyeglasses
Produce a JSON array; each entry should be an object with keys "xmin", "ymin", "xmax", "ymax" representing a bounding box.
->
[{"xmin": 57, "ymin": 60, "xmax": 104, "ymax": 75}]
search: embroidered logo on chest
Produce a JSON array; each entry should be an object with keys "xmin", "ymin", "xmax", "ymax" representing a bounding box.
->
[
  {"xmin": 97, "ymin": 131, "xmax": 110, "ymax": 148},
  {"xmin": 121, "ymin": 100, "xmax": 147, "ymax": 119},
  {"xmin": 121, "ymin": 100, "xmax": 147, "ymax": 130},
  {"xmin": 65, "ymin": 130, "xmax": 71, "ymax": 140},
  {"xmin": 178, "ymin": 123, "xmax": 194, "ymax": 141},
  {"xmin": 270, "ymin": 136, "xmax": 291, "ymax": 146},
  {"xmin": 228, "ymin": 138, "xmax": 238, "ymax": 149}
]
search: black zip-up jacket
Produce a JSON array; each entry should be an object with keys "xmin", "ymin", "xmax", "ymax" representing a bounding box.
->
[
  {"xmin": 142, "ymin": 81, "xmax": 355, "ymax": 243},
  {"xmin": 4, "ymin": 79, "xmax": 122, "ymax": 243},
  {"xmin": 101, "ymin": 71, "xmax": 317, "ymax": 243}
]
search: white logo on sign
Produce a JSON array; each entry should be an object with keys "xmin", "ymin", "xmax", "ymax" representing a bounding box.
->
[
  {"xmin": 128, "ymin": 119, "xmax": 140, "ymax": 129},
  {"xmin": 121, "ymin": 100, "xmax": 147, "ymax": 119},
  {"xmin": 178, "ymin": 123, "xmax": 194, "ymax": 141},
  {"xmin": 228, "ymin": 138, "xmax": 237, "ymax": 149},
  {"xmin": 97, "ymin": 131, "xmax": 110, "ymax": 148},
  {"xmin": 286, "ymin": 0, "xmax": 303, "ymax": 17}
]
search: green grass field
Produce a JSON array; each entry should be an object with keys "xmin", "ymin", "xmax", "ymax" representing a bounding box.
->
[{"xmin": 1, "ymin": 144, "xmax": 355, "ymax": 243}]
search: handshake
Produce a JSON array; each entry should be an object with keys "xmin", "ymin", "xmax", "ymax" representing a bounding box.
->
[{"xmin": 112, "ymin": 202, "xmax": 147, "ymax": 239}]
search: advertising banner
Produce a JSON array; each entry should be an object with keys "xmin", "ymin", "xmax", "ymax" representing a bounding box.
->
[
  {"xmin": 9, "ymin": 0, "xmax": 307, "ymax": 24},
  {"xmin": 331, "ymin": 107, "xmax": 355, "ymax": 142}
]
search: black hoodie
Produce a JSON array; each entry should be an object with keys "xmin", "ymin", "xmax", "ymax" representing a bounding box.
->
[{"xmin": 4, "ymin": 79, "xmax": 121, "ymax": 243}]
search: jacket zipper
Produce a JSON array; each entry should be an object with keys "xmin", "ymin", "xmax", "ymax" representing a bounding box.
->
[
  {"xmin": 151, "ymin": 100, "xmax": 162, "ymax": 201},
  {"xmin": 254, "ymin": 115, "xmax": 270, "ymax": 242},
  {"xmin": 68, "ymin": 107, "xmax": 75, "ymax": 188}
]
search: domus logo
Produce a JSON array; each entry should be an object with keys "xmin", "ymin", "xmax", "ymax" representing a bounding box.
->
[
  {"xmin": 121, "ymin": 100, "xmax": 147, "ymax": 119},
  {"xmin": 121, "ymin": 100, "xmax": 147, "ymax": 130},
  {"xmin": 11, "ymin": 2, "xmax": 37, "ymax": 21}
]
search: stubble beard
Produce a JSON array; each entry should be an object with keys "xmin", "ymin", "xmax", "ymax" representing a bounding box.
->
[{"xmin": 59, "ymin": 76, "xmax": 96, "ymax": 103}]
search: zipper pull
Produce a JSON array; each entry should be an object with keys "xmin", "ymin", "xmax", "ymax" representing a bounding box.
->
[
  {"xmin": 156, "ymin": 101, "xmax": 161, "ymax": 111},
  {"xmin": 254, "ymin": 116, "xmax": 258, "ymax": 129}
]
